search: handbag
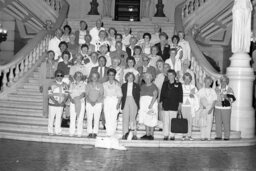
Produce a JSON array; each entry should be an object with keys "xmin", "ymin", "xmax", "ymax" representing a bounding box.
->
[
  {"xmin": 171, "ymin": 112, "xmax": 188, "ymax": 133},
  {"xmin": 143, "ymin": 109, "xmax": 158, "ymax": 127}
]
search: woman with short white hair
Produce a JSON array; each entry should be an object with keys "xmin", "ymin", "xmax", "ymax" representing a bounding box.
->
[
  {"xmin": 214, "ymin": 75, "xmax": 236, "ymax": 140},
  {"xmin": 196, "ymin": 76, "xmax": 217, "ymax": 140},
  {"xmin": 69, "ymin": 71, "xmax": 86, "ymax": 137}
]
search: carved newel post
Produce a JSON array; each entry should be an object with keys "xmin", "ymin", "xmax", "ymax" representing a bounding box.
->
[
  {"xmin": 88, "ymin": 0, "xmax": 99, "ymax": 15},
  {"xmin": 154, "ymin": 0, "xmax": 166, "ymax": 17},
  {"xmin": 226, "ymin": 0, "xmax": 255, "ymax": 138}
]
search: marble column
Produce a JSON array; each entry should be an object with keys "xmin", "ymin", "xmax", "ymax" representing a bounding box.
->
[{"xmin": 226, "ymin": 0, "xmax": 255, "ymax": 138}]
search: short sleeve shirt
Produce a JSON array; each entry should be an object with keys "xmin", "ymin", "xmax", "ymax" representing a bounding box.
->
[{"xmin": 140, "ymin": 83, "xmax": 158, "ymax": 97}]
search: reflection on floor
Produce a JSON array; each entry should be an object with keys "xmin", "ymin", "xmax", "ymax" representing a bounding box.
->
[{"xmin": 0, "ymin": 139, "xmax": 256, "ymax": 171}]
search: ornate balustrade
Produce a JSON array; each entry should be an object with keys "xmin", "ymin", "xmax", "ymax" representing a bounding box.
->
[
  {"xmin": 0, "ymin": 0, "xmax": 69, "ymax": 97},
  {"xmin": 176, "ymin": 1, "xmax": 222, "ymax": 88},
  {"xmin": 182, "ymin": 0, "xmax": 207, "ymax": 19},
  {"xmin": 44, "ymin": 0, "xmax": 62, "ymax": 14}
]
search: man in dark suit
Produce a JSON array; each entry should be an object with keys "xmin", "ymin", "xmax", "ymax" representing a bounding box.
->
[
  {"xmin": 137, "ymin": 56, "xmax": 156, "ymax": 85},
  {"xmin": 89, "ymin": 56, "xmax": 109, "ymax": 83},
  {"xmin": 155, "ymin": 32, "xmax": 170, "ymax": 61}
]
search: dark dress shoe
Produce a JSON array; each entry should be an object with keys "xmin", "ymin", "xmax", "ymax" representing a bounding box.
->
[
  {"xmin": 92, "ymin": 134, "xmax": 97, "ymax": 139},
  {"xmin": 103, "ymin": 126, "xmax": 106, "ymax": 130},
  {"xmin": 163, "ymin": 136, "xmax": 169, "ymax": 141},
  {"xmin": 215, "ymin": 137, "xmax": 222, "ymax": 140},
  {"xmin": 140, "ymin": 134, "xmax": 149, "ymax": 140},
  {"xmin": 159, "ymin": 128, "xmax": 163, "ymax": 131},
  {"xmin": 224, "ymin": 138, "xmax": 230, "ymax": 141},
  {"xmin": 87, "ymin": 134, "xmax": 92, "ymax": 138},
  {"xmin": 132, "ymin": 135, "xmax": 138, "ymax": 140},
  {"xmin": 170, "ymin": 137, "xmax": 175, "ymax": 141},
  {"xmin": 122, "ymin": 132, "xmax": 129, "ymax": 140}
]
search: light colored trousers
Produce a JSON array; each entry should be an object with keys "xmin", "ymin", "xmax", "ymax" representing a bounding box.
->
[
  {"xmin": 182, "ymin": 105, "xmax": 193, "ymax": 137},
  {"xmin": 42, "ymin": 78, "xmax": 54, "ymax": 117},
  {"xmin": 48, "ymin": 106, "xmax": 63, "ymax": 134},
  {"xmin": 200, "ymin": 113, "xmax": 213, "ymax": 139},
  {"xmin": 214, "ymin": 108, "xmax": 231, "ymax": 139},
  {"xmin": 122, "ymin": 96, "xmax": 138, "ymax": 135},
  {"xmin": 86, "ymin": 102, "xmax": 102, "ymax": 134},
  {"xmin": 104, "ymin": 97, "xmax": 119, "ymax": 136},
  {"xmin": 163, "ymin": 110, "xmax": 177, "ymax": 137},
  {"xmin": 69, "ymin": 102, "xmax": 85, "ymax": 136}
]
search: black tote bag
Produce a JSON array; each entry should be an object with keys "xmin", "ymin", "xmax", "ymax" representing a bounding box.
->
[{"xmin": 171, "ymin": 112, "xmax": 188, "ymax": 133}]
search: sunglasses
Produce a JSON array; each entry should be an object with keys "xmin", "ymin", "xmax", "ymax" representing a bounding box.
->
[{"xmin": 56, "ymin": 74, "xmax": 64, "ymax": 77}]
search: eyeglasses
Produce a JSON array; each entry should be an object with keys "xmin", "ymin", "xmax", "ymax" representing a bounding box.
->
[
  {"xmin": 109, "ymin": 74, "xmax": 115, "ymax": 76},
  {"xmin": 56, "ymin": 74, "xmax": 64, "ymax": 77}
]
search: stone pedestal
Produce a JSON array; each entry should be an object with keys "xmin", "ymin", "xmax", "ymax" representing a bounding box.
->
[
  {"xmin": 151, "ymin": 16, "xmax": 169, "ymax": 23},
  {"xmin": 226, "ymin": 52, "xmax": 255, "ymax": 138}
]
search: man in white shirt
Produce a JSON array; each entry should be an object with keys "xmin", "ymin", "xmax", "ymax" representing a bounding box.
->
[
  {"xmin": 89, "ymin": 19, "xmax": 105, "ymax": 45},
  {"xmin": 48, "ymin": 29, "xmax": 62, "ymax": 60},
  {"xmin": 122, "ymin": 27, "xmax": 132, "ymax": 47},
  {"xmin": 178, "ymin": 31, "xmax": 191, "ymax": 61}
]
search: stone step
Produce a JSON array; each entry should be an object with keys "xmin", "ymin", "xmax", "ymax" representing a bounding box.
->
[
  {"xmin": 7, "ymin": 94, "xmax": 43, "ymax": 102},
  {"xmin": 0, "ymin": 115, "xmax": 47, "ymax": 125},
  {"xmin": 0, "ymin": 130, "xmax": 253, "ymax": 147},
  {"xmin": 23, "ymin": 84, "xmax": 41, "ymax": 90},
  {"xmin": 0, "ymin": 100, "xmax": 43, "ymax": 109},
  {"xmin": 0, "ymin": 122, "xmax": 241, "ymax": 139},
  {"xmin": 16, "ymin": 89, "xmax": 41, "ymax": 95},
  {"xmin": 28, "ymin": 79, "xmax": 41, "ymax": 84},
  {"xmin": 0, "ymin": 107, "xmax": 43, "ymax": 116}
]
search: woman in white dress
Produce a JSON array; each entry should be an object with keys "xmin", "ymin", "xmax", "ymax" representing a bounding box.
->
[
  {"xmin": 196, "ymin": 76, "xmax": 217, "ymax": 140},
  {"xmin": 103, "ymin": 68, "xmax": 123, "ymax": 136},
  {"xmin": 181, "ymin": 72, "xmax": 199, "ymax": 140}
]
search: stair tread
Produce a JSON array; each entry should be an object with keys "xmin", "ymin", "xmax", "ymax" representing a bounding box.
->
[{"xmin": 0, "ymin": 130, "xmax": 252, "ymax": 148}]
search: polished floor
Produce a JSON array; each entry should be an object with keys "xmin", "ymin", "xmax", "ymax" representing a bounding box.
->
[{"xmin": 0, "ymin": 139, "xmax": 256, "ymax": 171}]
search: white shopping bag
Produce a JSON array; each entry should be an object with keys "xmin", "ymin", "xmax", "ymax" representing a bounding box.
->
[{"xmin": 95, "ymin": 137, "xmax": 127, "ymax": 150}]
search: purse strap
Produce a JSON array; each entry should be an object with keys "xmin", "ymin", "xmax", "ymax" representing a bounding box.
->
[{"xmin": 176, "ymin": 111, "xmax": 184, "ymax": 119}]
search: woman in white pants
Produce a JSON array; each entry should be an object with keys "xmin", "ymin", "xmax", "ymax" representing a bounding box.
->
[
  {"xmin": 85, "ymin": 72, "xmax": 104, "ymax": 138},
  {"xmin": 103, "ymin": 68, "xmax": 123, "ymax": 137},
  {"xmin": 69, "ymin": 71, "xmax": 86, "ymax": 137},
  {"xmin": 197, "ymin": 76, "xmax": 217, "ymax": 140},
  {"xmin": 48, "ymin": 70, "xmax": 69, "ymax": 136}
]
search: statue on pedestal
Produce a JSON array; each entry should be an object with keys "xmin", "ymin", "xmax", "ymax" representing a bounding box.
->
[
  {"xmin": 231, "ymin": 0, "xmax": 252, "ymax": 53},
  {"xmin": 88, "ymin": 0, "xmax": 99, "ymax": 15},
  {"xmin": 154, "ymin": 0, "xmax": 166, "ymax": 17}
]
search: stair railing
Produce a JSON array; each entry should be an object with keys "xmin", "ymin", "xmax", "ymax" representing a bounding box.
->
[
  {"xmin": 175, "ymin": 1, "xmax": 222, "ymax": 88},
  {"xmin": 0, "ymin": 0, "xmax": 69, "ymax": 97}
]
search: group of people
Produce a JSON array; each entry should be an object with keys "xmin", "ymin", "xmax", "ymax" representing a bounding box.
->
[{"xmin": 41, "ymin": 19, "xmax": 236, "ymax": 141}]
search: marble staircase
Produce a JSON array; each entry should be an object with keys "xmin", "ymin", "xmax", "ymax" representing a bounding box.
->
[{"xmin": 0, "ymin": 65, "xmax": 253, "ymax": 147}]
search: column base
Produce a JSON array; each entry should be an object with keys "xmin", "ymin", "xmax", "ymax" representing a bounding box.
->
[
  {"xmin": 151, "ymin": 17, "xmax": 169, "ymax": 23},
  {"xmin": 226, "ymin": 52, "xmax": 255, "ymax": 138}
]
